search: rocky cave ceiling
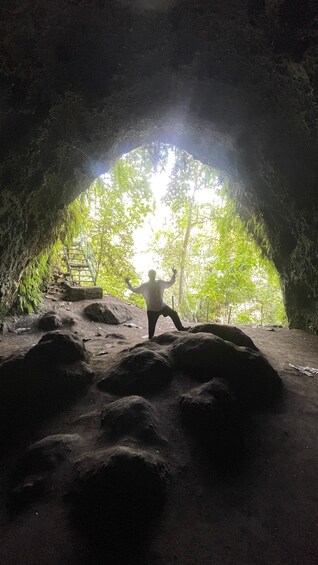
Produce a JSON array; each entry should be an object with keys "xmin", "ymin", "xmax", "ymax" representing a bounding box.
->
[{"xmin": 0, "ymin": 0, "xmax": 318, "ymax": 329}]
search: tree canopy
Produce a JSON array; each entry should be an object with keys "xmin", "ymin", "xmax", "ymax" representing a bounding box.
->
[{"xmin": 58, "ymin": 145, "xmax": 286, "ymax": 325}]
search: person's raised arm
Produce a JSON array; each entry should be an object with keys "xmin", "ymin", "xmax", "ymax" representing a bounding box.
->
[
  {"xmin": 125, "ymin": 277, "xmax": 144, "ymax": 293},
  {"xmin": 162, "ymin": 268, "xmax": 177, "ymax": 289}
]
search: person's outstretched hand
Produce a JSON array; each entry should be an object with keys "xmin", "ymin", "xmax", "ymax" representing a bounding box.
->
[
  {"xmin": 172, "ymin": 267, "xmax": 177, "ymax": 276},
  {"xmin": 125, "ymin": 277, "xmax": 130, "ymax": 284}
]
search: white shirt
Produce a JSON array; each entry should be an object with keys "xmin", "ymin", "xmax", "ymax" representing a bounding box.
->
[{"xmin": 130, "ymin": 276, "xmax": 175, "ymax": 311}]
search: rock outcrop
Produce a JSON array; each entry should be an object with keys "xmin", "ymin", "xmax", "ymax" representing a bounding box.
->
[
  {"xmin": 97, "ymin": 347, "xmax": 173, "ymax": 395},
  {"xmin": 25, "ymin": 330, "xmax": 89, "ymax": 365},
  {"xmin": 3, "ymin": 326, "xmax": 284, "ymax": 562},
  {"xmin": 84, "ymin": 302, "xmax": 132, "ymax": 324},
  {"xmin": 101, "ymin": 396, "xmax": 164, "ymax": 444},
  {"xmin": 0, "ymin": 332, "xmax": 94, "ymax": 440},
  {"xmin": 179, "ymin": 378, "xmax": 243, "ymax": 465},
  {"xmin": 64, "ymin": 284, "xmax": 103, "ymax": 301},
  {"xmin": 37, "ymin": 311, "xmax": 75, "ymax": 331},
  {"xmin": 68, "ymin": 446, "xmax": 169, "ymax": 522},
  {"xmin": 14, "ymin": 434, "xmax": 82, "ymax": 479},
  {"xmin": 189, "ymin": 324, "xmax": 258, "ymax": 350},
  {"xmin": 10, "ymin": 434, "xmax": 82, "ymax": 509}
]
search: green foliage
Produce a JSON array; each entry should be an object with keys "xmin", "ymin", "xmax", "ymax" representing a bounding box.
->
[
  {"xmin": 59, "ymin": 195, "xmax": 88, "ymax": 247},
  {"xmin": 15, "ymin": 192, "xmax": 85, "ymax": 314},
  {"xmin": 15, "ymin": 148, "xmax": 154, "ymax": 313},
  {"xmin": 142, "ymin": 142, "xmax": 171, "ymax": 172},
  {"xmin": 160, "ymin": 149, "xmax": 221, "ymax": 312},
  {"xmin": 17, "ymin": 246, "xmax": 60, "ymax": 314},
  {"xmin": 148, "ymin": 148, "xmax": 287, "ymax": 326},
  {"xmin": 69, "ymin": 149, "xmax": 154, "ymax": 297},
  {"xmin": 15, "ymin": 144, "xmax": 286, "ymax": 327}
]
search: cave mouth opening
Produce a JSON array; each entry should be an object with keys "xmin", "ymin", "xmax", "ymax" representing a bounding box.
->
[
  {"xmin": 57, "ymin": 143, "xmax": 286, "ymax": 327},
  {"xmin": 1, "ymin": 0, "xmax": 317, "ymax": 334}
]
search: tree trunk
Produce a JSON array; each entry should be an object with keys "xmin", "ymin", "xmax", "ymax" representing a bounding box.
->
[{"xmin": 178, "ymin": 164, "xmax": 199, "ymax": 309}]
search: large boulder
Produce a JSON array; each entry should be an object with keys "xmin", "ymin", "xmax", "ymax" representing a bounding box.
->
[
  {"xmin": 0, "ymin": 354, "xmax": 26, "ymax": 432},
  {"xmin": 179, "ymin": 378, "xmax": 238, "ymax": 430},
  {"xmin": 37, "ymin": 311, "xmax": 75, "ymax": 331},
  {"xmin": 189, "ymin": 324, "xmax": 258, "ymax": 350},
  {"xmin": 69, "ymin": 445, "xmax": 169, "ymax": 522},
  {"xmin": 179, "ymin": 379, "xmax": 244, "ymax": 469},
  {"xmin": 13, "ymin": 434, "xmax": 82, "ymax": 482},
  {"xmin": 0, "ymin": 333, "xmax": 94, "ymax": 440},
  {"xmin": 0, "ymin": 353, "xmax": 25, "ymax": 403},
  {"xmin": 171, "ymin": 332, "xmax": 237, "ymax": 376},
  {"xmin": 101, "ymin": 396, "xmax": 163, "ymax": 444},
  {"xmin": 171, "ymin": 333, "xmax": 282, "ymax": 409},
  {"xmin": 25, "ymin": 330, "xmax": 89, "ymax": 365},
  {"xmin": 97, "ymin": 347, "xmax": 173, "ymax": 395},
  {"xmin": 84, "ymin": 302, "xmax": 132, "ymax": 324},
  {"xmin": 224, "ymin": 346, "xmax": 283, "ymax": 409},
  {"xmin": 22, "ymin": 361, "xmax": 94, "ymax": 412},
  {"xmin": 23, "ymin": 332, "xmax": 93, "ymax": 409},
  {"xmin": 151, "ymin": 331, "xmax": 183, "ymax": 345},
  {"xmin": 10, "ymin": 434, "xmax": 82, "ymax": 509}
]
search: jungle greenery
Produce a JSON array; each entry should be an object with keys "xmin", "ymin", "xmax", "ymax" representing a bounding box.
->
[
  {"xmin": 145, "ymin": 148, "xmax": 286, "ymax": 325},
  {"xmin": 17, "ymin": 145, "xmax": 286, "ymax": 325}
]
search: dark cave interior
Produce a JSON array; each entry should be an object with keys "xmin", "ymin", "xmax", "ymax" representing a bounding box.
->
[
  {"xmin": 1, "ymin": 4, "xmax": 318, "ymax": 564},
  {"xmin": 1, "ymin": 0, "xmax": 318, "ymax": 329}
]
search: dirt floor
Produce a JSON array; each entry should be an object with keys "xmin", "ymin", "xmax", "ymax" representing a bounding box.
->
[{"xmin": 0, "ymin": 295, "xmax": 317, "ymax": 565}]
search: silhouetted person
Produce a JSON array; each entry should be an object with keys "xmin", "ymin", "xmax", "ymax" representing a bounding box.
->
[{"xmin": 125, "ymin": 268, "xmax": 188, "ymax": 339}]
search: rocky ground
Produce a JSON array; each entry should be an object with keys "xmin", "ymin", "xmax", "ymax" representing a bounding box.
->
[{"xmin": 0, "ymin": 294, "xmax": 317, "ymax": 565}]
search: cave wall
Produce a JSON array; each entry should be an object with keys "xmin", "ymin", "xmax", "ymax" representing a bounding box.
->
[{"xmin": 0, "ymin": 0, "xmax": 318, "ymax": 329}]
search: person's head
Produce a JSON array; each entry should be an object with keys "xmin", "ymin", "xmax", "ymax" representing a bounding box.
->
[{"xmin": 148, "ymin": 269, "xmax": 156, "ymax": 281}]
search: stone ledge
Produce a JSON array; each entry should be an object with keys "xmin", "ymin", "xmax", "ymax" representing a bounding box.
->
[{"xmin": 63, "ymin": 283, "xmax": 103, "ymax": 302}]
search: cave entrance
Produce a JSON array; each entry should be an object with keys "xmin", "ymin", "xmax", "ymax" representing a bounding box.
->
[{"xmin": 60, "ymin": 144, "xmax": 286, "ymax": 327}]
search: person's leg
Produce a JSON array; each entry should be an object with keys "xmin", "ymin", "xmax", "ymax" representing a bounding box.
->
[
  {"xmin": 147, "ymin": 310, "xmax": 161, "ymax": 339},
  {"xmin": 162, "ymin": 305, "xmax": 186, "ymax": 331}
]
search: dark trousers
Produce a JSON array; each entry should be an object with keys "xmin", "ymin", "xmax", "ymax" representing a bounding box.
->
[{"xmin": 147, "ymin": 305, "xmax": 184, "ymax": 339}]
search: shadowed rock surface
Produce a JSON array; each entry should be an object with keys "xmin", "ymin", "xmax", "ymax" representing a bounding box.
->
[
  {"xmin": 171, "ymin": 332, "xmax": 239, "ymax": 375},
  {"xmin": 0, "ymin": 354, "xmax": 26, "ymax": 408},
  {"xmin": 172, "ymin": 332, "xmax": 281, "ymax": 408},
  {"xmin": 224, "ymin": 346, "xmax": 283, "ymax": 409},
  {"xmin": 179, "ymin": 378, "xmax": 238, "ymax": 427},
  {"xmin": 130, "ymin": 340, "xmax": 165, "ymax": 352},
  {"xmin": 84, "ymin": 302, "xmax": 132, "ymax": 324},
  {"xmin": 10, "ymin": 434, "xmax": 82, "ymax": 510},
  {"xmin": 189, "ymin": 323, "xmax": 258, "ymax": 350},
  {"xmin": 14, "ymin": 434, "xmax": 82, "ymax": 479},
  {"xmin": 97, "ymin": 347, "xmax": 173, "ymax": 395},
  {"xmin": 101, "ymin": 396, "xmax": 164, "ymax": 444},
  {"xmin": 25, "ymin": 331, "xmax": 89, "ymax": 365},
  {"xmin": 151, "ymin": 331, "xmax": 185, "ymax": 345},
  {"xmin": 179, "ymin": 378, "xmax": 243, "ymax": 467},
  {"xmin": 10, "ymin": 475, "xmax": 47, "ymax": 510},
  {"xmin": 37, "ymin": 311, "xmax": 75, "ymax": 331},
  {"xmin": 0, "ymin": 333, "xmax": 94, "ymax": 440},
  {"xmin": 0, "ymin": 311, "xmax": 316, "ymax": 565},
  {"xmin": 69, "ymin": 445, "xmax": 169, "ymax": 521}
]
